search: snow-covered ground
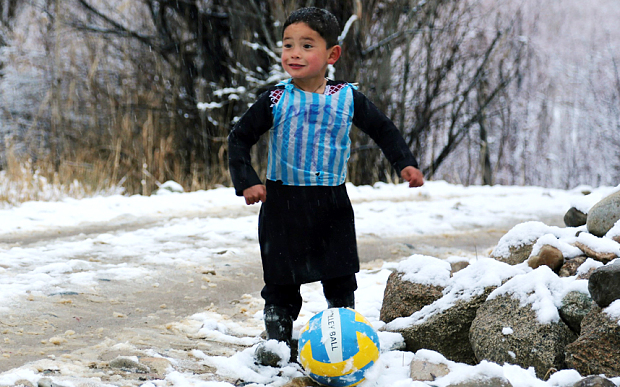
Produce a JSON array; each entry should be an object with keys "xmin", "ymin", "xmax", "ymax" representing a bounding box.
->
[{"xmin": 0, "ymin": 181, "xmax": 618, "ymax": 386}]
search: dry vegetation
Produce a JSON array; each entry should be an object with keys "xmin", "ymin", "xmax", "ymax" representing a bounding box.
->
[{"xmin": 0, "ymin": 0, "xmax": 618, "ymax": 205}]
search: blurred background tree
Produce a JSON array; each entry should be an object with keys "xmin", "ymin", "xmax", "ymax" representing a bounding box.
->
[{"xmin": 0, "ymin": 0, "xmax": 618, "ymax": 196}]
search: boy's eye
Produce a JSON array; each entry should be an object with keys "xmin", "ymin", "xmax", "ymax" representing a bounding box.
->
[
  {"xmin": 303, "ymin": 44, "xmax": 313, "ymax": 49},
  {"xmin": 283, "ymin": 43, "xmax": 292, "ymax": 49}
]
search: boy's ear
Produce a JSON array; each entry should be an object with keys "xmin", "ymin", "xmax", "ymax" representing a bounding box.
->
[{"xmin": 327, "ymin": 45, "xmax": 342, "ymax": 65}]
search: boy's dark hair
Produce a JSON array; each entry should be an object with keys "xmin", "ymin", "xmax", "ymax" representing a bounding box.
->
[{"xmin": 282, "ymin": 7, "xmax": 341, "ymax": 48}]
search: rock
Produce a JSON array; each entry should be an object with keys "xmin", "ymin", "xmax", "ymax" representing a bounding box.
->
[
  {"xmin": 108, "ymin": 356, "xmax": 150, "ymax": 373},
  {"xmin": 388, "ymin": 288, "xmax": 495, "ymax": 365},
  {"xmin": 587, "ymin": 191, "xmax": 620, "ymax": 237},
  {"xmin": 282, "ymin": 377, "xmax": 322, "ymax": 387},
  {"xmin": 450, "ymin": 260, "xmax": 470, "ymax": 275},
  {"xmin": 565, "ymin": 306, "xmax": 620, "ymax": 378},
  {"xmin": 574, "ymin": 242, "xmax": 618, "ymax": 264},
  {"xmin": 491, "ymin": 242, "xmax": 534, "ymax": 265},
  {"xmin": 140, "ymin": 357, "xmax": 171, "ymax": 374},
  {"xmin": 13, "ymin": 381, "xmax": 35, "ymax": 387},
  {"xmin": 470, "ymin": 295, "xmax": 577, "ymax": 379},
  {"xmin": 559, "ymin": 256, "xmax": 588, "ymax": 277},
  {"xmin": 409, "ymin": 359, "xmax": 450, "ymax": 381},
  {"xmin": 565, "ymin": 207, "xmax": 588, "ymax": 227},
  {"xmin": 559, "ymin": 291, "xmax": 594, "ymax": 334},
  {"xmin": 588, "ymin": 261, "xmax": 620, "ymax": 308},
  {"xmin": 527, "ymin": 245, "xmax": 564, "ymax": 272},
  {"xmin": 154, "ymin": 180, "xmax": 184, "ymax": 195},
  {"xmin": 380, "ymin": 271, "xmax": 445, "ymax": 324},
  {"xmin": 446, "ymin": 377, "xmax": 513, "ymax": 387},
  {"xmin": 99, "ymin": 350, "xmax": 144, "ymax": 361},
  {"xmin": 490, "ymin": 221, "xmax": 556, "ymax": 265},
  {"xmin": 572, "ymin": 375, "xmax": 617, "ymax": 387},
  {"xmin": 37, "ymin": 379, "xmax": 52, "ymax": 387}
]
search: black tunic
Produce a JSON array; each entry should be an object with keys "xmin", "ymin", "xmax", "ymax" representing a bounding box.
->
[{"xmin": 228, "ymin": 81, "xmax": 418, "ymax": 285}]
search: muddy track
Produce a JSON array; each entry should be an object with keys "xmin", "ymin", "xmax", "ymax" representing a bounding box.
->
[{"xmin": 0, "ymin": 213, "xmax": 564, "ymax": 373}]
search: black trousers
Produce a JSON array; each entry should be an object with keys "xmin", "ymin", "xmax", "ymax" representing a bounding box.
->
[
  {"xmin": 261, "ymin": 274, "xmax": 357, "ymax": 320},
  {"xmin": 259, "ymin": 180, "xmax": 359, "ymax": 285}
]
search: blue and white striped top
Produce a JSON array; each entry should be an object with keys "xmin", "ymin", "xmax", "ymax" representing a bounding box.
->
[
  {"xmin": 267, "ymin": 79, "xmax": 355, "ymax": 186},
  {"xmin": 228, "ymin": 79, "xmax": 418, "ymax": 196}
]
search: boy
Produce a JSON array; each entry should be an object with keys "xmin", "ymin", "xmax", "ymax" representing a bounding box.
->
[{"xmin": 228, "ymin": 7, "xmax": 423, "ymax": 366}]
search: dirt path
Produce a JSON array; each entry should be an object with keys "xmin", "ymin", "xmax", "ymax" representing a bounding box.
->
[{"xmin": 0, "ymin": 214, "xmax": 564, "ymax": 374}]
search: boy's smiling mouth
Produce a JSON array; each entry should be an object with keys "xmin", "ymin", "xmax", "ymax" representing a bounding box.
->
[{"xmin": 288, "ymin": 63, "xmax": 305, "ymax": 69}]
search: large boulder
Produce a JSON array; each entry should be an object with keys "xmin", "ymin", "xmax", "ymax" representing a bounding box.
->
[
  {"xmin": 380, "ymin": 271, "xmax": 444, "ymax": 324},
  {"xmin": 565, "ymin": 306, "xmax": 620, "ymax": 377},
  {"xmin": 565, "ymin": 207, "xmax": 588, "ymax": 228},
  {"xmin": 587, "ymin": 191, "xmax": 620, "ymax": 237},
  {"xmin": 470, "ymin": 294, "xmax": 577, "ymax": 379},
  {"xmin": 387, "ymin": 288, "xmax": 494, "ymax": 365},
  {"xmin": 588, "ymin": 260, "xmax": 620, "ymax": 308}
]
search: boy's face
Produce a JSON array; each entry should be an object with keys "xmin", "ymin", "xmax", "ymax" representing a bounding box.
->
[{"xmin": 281, "ymin": 22, "xmax": 340, "ymax": 84}]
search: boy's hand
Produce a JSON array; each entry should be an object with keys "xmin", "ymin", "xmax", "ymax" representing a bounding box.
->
[
  {"xmin": 243, "ymin": 184, "xmax": 267, "ymax": 205},
  {"xmin": 401, "ymin": 166, "xmax": 424, "ymax": 187}
]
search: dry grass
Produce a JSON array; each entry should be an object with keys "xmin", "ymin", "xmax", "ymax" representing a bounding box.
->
[{"xmin": 0, "ymin": 150, "xmax": 125, "ymax": 207}]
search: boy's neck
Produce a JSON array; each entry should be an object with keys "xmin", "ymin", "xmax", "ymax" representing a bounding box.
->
[{"xmin": 292, "ymin": 78, "xmax": 327, "ymax": 94}]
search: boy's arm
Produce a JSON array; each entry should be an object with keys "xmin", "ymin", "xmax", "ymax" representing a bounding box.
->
[
  {"xmin": 228, "ymin": 91, "xmax": 273, "ymax": 197},
  {"xmin": 352, "ymin": 89, "xmax": 422, "ymax": 184}
]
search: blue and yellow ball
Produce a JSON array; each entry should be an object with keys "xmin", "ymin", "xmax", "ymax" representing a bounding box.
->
[{"xmin": 298, "ymin": 308, "xmax": 380, "ymax": 387}]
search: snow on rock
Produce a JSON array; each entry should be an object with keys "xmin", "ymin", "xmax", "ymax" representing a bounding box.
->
[
  {"xmin": 531, "ymin": 233, "xmax": 583, "ymax": 259},
  {"xmin": 393, "ymin": 254, "xmax": 452, "ymax": 287},
  {"xmin": 491, "ymin": 221, "xmax": 579, "ymax": 260},
  {"xmin": 386, "ymin": 258, "xmax": 524, "ymax": 329}
]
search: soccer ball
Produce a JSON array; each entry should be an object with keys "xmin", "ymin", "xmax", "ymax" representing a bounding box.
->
[{"xmin": 298, "ymin": 308, "xmax": 380, "ymax": 387}]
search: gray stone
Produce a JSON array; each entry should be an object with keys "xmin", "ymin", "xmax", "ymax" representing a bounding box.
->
[
  {"xmin": 380, "ymin": 271, "xmax": 444, "ymax": 324},
  {"xmin": 470, "ymin": 295, "xmax": 577, "ymax": 379},
  {"xmin": 13, "ymin": 381, "xmax": 35, "ymax": 387},
  {"xmin": 108, "ymin": 356, "xmax": 150, "ymax": 373},
  {"xmin": 491, "ymin": 242, "xmax": 535, "ymax": 266},
  {"xmin": 37, "ymin": 379, "xmax": 52, "ymax": 387},
  {"xmin": 572, "ymin": 375, "xmax": 617, "ymax": 387},
  {"xmin": 527, "ymin": 245, "xmax": 564, "ymax": 272},
  {"xmin": 588, "ymin": 261, "xmax": 620, "ymax": 308},
  {"xmin": 139, "ymin": 357, "xmax": 171, "ymax": 374},
  {"xmin": 282, "ymin": 377, "xmax": 322, "ymax": 387},
  {"xmin": 446, "ymin": 377, "xmax": 513, "ymax": 387},
  {"xmin": 559, "ymin": 291, "xmax": 594, "ymax": 334},
  {"xmin": 565, "ymin": 306, "xmax": 620, "ymax": 377},
  {"xmin": 409, "ymin": 359, "xmax": 450, "ymax": 381},
  {"xmin": 565, "ymin": 207, "xmax": 588, "ymax": 228},
  {"xmin": 388, "ymin": 288, "xmax": 495, "ymax": 365},
  {"xmin": 587, "ymin": 191, "xmax": 620, "ymax": 237}
]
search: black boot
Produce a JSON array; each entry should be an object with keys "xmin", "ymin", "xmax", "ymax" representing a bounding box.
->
[
  {"xmin": 326, "ymin": 293, "xmax": 355, "ymax": 309},
  {"xmin": 255, "ymin": 305, "xmax": 294, "ymax": 367}
]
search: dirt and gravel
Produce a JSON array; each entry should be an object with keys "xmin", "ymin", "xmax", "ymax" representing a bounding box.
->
[{"xmin": 0, "ymin": 211, "xmax": 563, "ymax": 379}]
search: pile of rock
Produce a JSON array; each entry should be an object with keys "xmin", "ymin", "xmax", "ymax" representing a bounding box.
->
[{"xmin": 381, "ymin": 190, "xmax": 620, "ymax": 386}]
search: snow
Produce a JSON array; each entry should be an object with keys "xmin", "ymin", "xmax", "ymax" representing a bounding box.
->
[
  {"xmin": 572, "ymin": 232, "xmax": 620, "ymax": 255},
  {"xmin": 1, "ymin": 180, "xmax": 620, "ymax": 386},
  {"xmin": 490, "ymin": 221, "xmax": 580, "ymax": 259},
  {"xmin": 531, "ymin": 234, "xmax": 583, "ymax": 259},
  {"xmin": 392, "ymin": 255, "xmax": 452, "ymax": 287}
]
